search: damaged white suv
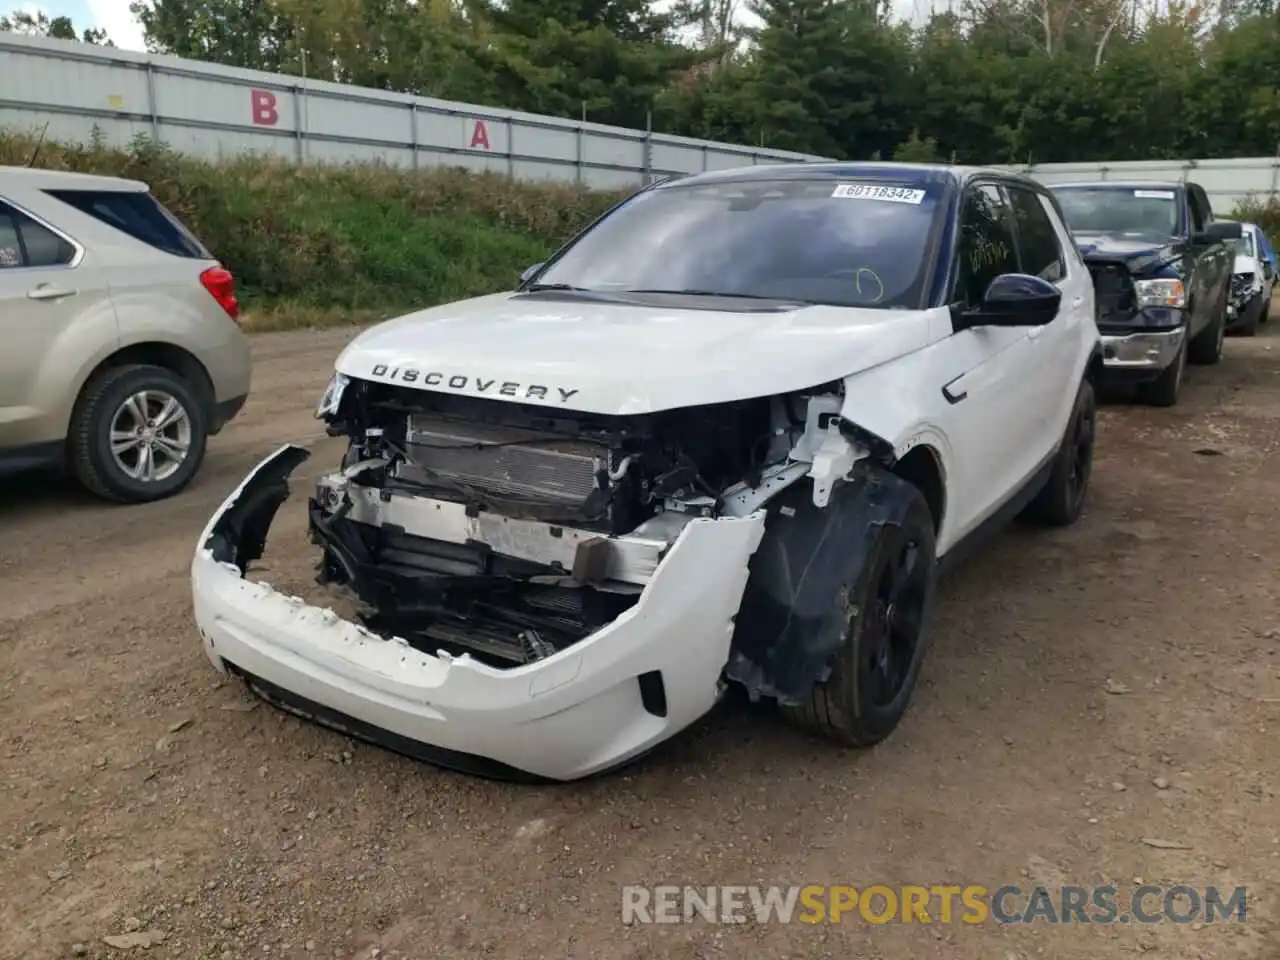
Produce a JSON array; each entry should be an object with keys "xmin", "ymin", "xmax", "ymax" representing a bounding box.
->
[{"xmin": 192, "ymin": 163, "xmax": 1102, "ymax": 782}]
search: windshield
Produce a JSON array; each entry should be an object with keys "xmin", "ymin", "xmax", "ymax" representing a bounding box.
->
[
  {"xmin": 530, "ymin": 177, "xmax": 946, "ymax": 309},
  {"xmin": 1052, "ymin": 187, "xmax": 1181, "ymax": 240},
  {"xmin": 1229, "ymin": 230, "xmax": 1256, "ymax": 258}
]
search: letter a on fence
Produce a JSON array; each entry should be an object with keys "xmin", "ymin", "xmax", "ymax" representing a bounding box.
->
[{"xmin": 469, "ymin": 119, "xmax": 491, "ymax": 151}]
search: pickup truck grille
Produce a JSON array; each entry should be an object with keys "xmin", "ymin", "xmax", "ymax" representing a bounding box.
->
[{"xmin": 1087, "ymin": 262, "xmax": 1136, "ymax": 327}]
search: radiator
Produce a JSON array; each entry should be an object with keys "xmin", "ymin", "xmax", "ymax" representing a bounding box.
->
[{"xmin": 400, "ymin": 413, "xmax": 606, "ymax": 508}]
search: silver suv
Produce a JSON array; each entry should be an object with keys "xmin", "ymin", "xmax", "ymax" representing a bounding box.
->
[{"xmin": 0, "ymin": 166, "xmax": 251, "ymax": 502}]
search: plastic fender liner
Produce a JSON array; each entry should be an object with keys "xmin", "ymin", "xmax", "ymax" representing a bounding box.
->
[
  {"xmin": 205, "ymin": 444, "xmax": 311, "ymax": 573},
  {"xmin": 724, "ymin": 465, "xmax": 924, "ymax": 706}
]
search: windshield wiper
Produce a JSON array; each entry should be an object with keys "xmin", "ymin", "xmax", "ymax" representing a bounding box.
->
[
  {"xmin": 621, "ymin": 288, "xmax": 812, "ymax": 303},
  {"xmin": 522, "ymin": 282, "xmax": 591, "ymax": 292}
]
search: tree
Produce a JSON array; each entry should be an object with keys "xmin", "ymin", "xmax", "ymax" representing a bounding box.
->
[
  {"xmin": 477, "ymin": 0, "xmax": 698, "ymax": 126},
  {"xmin": 736, "ymin": 0, "xmax": 914, "ymax": 157},
  {"xmin": 0, "ymin": 9, "xmax": 112, "ymax": 44},
  {"xmin": 129, "ymin": 0, "xmax": 295, "ymax": 70}
]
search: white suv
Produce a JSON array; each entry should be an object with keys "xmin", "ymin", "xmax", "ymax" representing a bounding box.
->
[
  {"xmin": 193, "ymin": 163, "xmax": 1101, "ymax": 782},
  {"xmin": 0, "ymin": 167, "xmax": 251, "ymax": 502}
]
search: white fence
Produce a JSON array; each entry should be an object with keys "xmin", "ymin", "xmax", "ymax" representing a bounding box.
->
[
  {"xmin": 0, "ymin": 33, "xmax": 823, "ymax": 189},
  {"xmin": 2, "ymin": 32, "xmax": 1278, "ymax": 209},
  {"xmin": 1009, "ymin": 158, "xmax": 1280, "ymax": 212}
]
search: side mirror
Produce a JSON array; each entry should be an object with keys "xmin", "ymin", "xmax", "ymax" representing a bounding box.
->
[
  {"xmin": 519, "ymin": 262, "xmax": 545, "ymax": 285},
  {"xmin": 1192, "ymin": 221, "xmax": 1242, "ymax": 245},
  {"xmin": 952, "ymin": 273, "xmax": 1062, "ymax": 331}
]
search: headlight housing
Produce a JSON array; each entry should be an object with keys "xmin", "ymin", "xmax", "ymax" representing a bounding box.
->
[
  {"xmin": 315, "ymin": 373, "xmax": 349, "ymax": 419},
  {"xmin": 1133, "ymin": 278, "xmax": 1186, "ymax": 309}
]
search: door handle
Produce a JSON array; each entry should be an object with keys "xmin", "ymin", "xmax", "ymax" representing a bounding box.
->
[{"xmin": 27, "ymin": 284, "xmax": 77, "ymax": 300}]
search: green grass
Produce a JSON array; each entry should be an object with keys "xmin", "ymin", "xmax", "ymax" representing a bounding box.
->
[{"xmin": 0, "ymin": 129, "xmax": 626, "ymax": 331}]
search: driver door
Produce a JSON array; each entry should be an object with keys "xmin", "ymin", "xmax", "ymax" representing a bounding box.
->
[{"xmin": 933, "ymin": 183, "xmax": 1045, "ymax": 546}]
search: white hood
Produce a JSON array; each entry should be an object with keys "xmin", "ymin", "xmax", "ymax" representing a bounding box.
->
[
  {"xmin": 1234, "ymin": 254, "xmax": 1260, "ymax": 277},
  {"xmin": 336, "ymin": 292, "xmax": 951, "ymax": 415}
]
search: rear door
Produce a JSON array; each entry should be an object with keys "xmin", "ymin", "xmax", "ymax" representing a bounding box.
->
[{"xmin": 0, "ymin": 198, "xmax": 116, "ymax": 449}]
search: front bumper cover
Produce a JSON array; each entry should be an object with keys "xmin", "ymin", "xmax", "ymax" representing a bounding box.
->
[
  {"xmin": 191, "ymin": 444, "xmax": 767, "ymax": 782},
  {"xmin": 1100, "ymin": 326, "xmax": 1185, "ymax": 373}
]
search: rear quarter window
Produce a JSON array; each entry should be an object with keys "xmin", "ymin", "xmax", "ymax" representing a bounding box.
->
[{"xmin": 43, "ymin": 189, "xmax": 210, "ymax": 259}]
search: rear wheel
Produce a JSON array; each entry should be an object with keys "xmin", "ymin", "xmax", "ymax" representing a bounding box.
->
[
  {"xmin": 1023, "ymin": 379, "xmax": 1095, "ymax": 527},
  {"xmin": 783, "ymin": 478, "xmax": 937, "ymax": 747},
  {"xmin": 69, "ymin": 364, "xmax": 208, "ymax": 503}
]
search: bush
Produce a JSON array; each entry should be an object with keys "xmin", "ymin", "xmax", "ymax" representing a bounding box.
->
[
  {"xmin": 0, "ymin": 128, "xmax": 627, "ymax": 329},
  {"xmin": 1229, "ymin": 195, "xmax": 1280, "ymax": 252}
]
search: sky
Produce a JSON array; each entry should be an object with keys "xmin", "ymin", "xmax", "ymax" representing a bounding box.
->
[
  {"xmin": 22, "ymin": 0, "xmax": 928, "ymax": 53},
  {"xmin": 19, "ymin": 0, "xmax": 146, "ymax": 48}
]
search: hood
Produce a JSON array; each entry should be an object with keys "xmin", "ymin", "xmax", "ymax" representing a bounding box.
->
[
  {"xmin": 1074, "ymin": 233, "xmax": 1181, "ymax": 275},
  {"xmin": 1233, "ymin": 253, "xmax": 1260, "ymax": 276},
  {"xmin": 335, "ymin": 291, "xmax": 951, "ymax": 415}
]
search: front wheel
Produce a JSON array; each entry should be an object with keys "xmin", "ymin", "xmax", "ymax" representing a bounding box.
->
[
  {"xmin": 1187, "ymin": 289, "xmax": 1226, "ymax": 365},
  {"xmin": 69, "ymin": 364, "xmax": 209, "ymax": 503},
  {"xmin": 1137, "ymin": 336, "xmax": 1185, "ymax": 407},
  {"xmin": 783, "ymin": 477, "xmax": 937, "ymax": 747}
]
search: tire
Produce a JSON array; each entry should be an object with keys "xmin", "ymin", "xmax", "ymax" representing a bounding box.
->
[
  {"xmin": 1236, "ymin": 294, "xmax": 1263, "ymax": 337},
  {"xmin": 1137, "ymin": 335, "xmax": 1185, "ymax": 407},
  {"xmin": 1023, "ymin": 379, "xmax": 1096, "ymax": 527},
  {"xmin": 783, "ymin": 474, "xmax": 937, "ymax": 747},
  {"xmin": 1187, "ymin": 288, "xmax": 1226, "ymax": 365},
  {"xmin": 1261, "ymin": 294, "xmax": 1272, "ymax": 326},
  {"xmin": 69, "ymin": 363, "xmax": 208, "ymax": 503}
]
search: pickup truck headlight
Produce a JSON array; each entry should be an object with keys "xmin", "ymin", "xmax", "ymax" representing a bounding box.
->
[
  {"xmin": 1133, "ymin": 278, "xmax": 1186, "ymax": 309},
  {"xmin": 315, "ymin": 373, "xmax": 349, "ymax": 419}
]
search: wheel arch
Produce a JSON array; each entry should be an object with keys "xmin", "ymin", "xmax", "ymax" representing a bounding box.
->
[
  {"xmin": 69, "ymin": 341, "xmax": 216, "ymax": 435},
  {"xmin": 726, "ymin": 466, "xmax": 936, "ymax": 706},
  {"xmin": 1084, "ymin": 340, "xmax": 1105, "ymax": 389},
  {"xmin": 891, "ymin": 444, "xmax": 946, "ymax": 535}
]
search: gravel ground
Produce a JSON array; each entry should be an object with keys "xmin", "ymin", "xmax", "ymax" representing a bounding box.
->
[{"xmin": 2, "ymin": 316, "xmax": 1279, "ymax": 960}]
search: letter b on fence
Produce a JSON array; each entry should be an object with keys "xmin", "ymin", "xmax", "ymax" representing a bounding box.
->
[{"xmin": 251, "ymin": 89, "xmax": 279, "ymax": 126}]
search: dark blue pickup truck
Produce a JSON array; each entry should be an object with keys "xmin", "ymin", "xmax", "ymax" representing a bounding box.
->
[{"xmin": 1049, "ymin": 181, "xmax": 1239, "ymax": 407}]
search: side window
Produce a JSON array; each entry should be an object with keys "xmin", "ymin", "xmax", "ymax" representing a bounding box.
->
[
  {"xmin": 1007, "ymin": 187, "xmax": 1066, "ymax": 283},
  {"xmin": 1194, "ymin": 186, "xmax": 1214, "ymax": 225},
  {"xmin": 0, "ymin": 205, "xmax": 21, "ymax": 268},
  {"xmin": 1186, "ymin": 189, "xmax": 1206, "ymax": 234},
  {"xmin": 953, "ymin": 184, "xmax": 1018, "ymax": 307},
  {"xmin": 44, "ymin": 189, "xmax": 209, "ymax": 259},
  {"xmin": 0, "ymin": 201, "xmax": 77, "ymax": 269}
]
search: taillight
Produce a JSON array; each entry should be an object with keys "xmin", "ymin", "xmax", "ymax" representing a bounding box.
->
[{"xmin": 200, "ymin": 265, "xmax": 240, "ymax": 321}]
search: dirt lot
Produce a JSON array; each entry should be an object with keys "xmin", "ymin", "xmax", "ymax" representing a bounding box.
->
[{"xmin": 2, "ymin": 318, "xmax": 1279, "ymax": 960}]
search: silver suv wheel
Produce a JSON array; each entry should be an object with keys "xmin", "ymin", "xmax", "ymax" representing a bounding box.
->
[{"xmin": 110, "ymin": 390, "xmax": 193, "ymax": 483}]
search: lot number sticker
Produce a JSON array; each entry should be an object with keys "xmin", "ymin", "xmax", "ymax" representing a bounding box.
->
[
  {"xmin": 831, "ymin": 183, "xmax": 926, "ymax": 204},
  {"xmin": 1133, "ymin": 189, "xmax": 1175, "ymax": 199}
]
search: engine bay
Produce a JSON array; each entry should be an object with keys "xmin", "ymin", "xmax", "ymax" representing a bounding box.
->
[{"xmin": 310, "ymin": 378, "xmax": 859, "ymax": 669}]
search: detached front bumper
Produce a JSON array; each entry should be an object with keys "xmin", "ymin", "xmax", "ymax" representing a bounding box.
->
[
  {"xmin": 1226, "ymin": 291, "xmax": 1266, "ymax": 331},
  {"xmin": 191, "ymin": 445, "xmax": 767, "ymax": 782},
  {"xmin": 1100, "ymin": 326, "xmax": 1185, "ymax": 375}
]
